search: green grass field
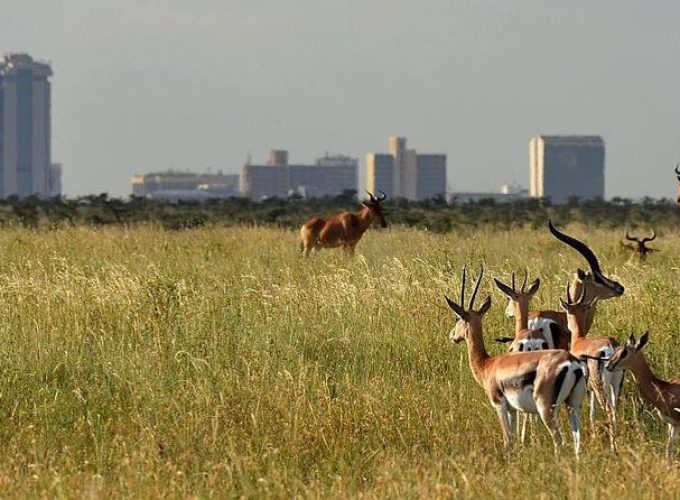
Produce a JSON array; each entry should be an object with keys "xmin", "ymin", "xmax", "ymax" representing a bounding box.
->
[{"xmin": 0, "ymin": 225, "xmax": 678, "ymax": 497}]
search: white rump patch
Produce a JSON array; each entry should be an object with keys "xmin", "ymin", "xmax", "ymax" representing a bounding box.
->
[
  {"xmin": 527, "ymin": 317, "xmax": 558, "ymax": 349},
  {"xmin": 511, "ymin": 338, "xmax": 548, "ymax": 352}
]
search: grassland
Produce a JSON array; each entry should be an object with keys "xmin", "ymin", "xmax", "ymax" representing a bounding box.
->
[{"xmin": 0, "ymin": 224, "xmax": 678, "ymax": 498}]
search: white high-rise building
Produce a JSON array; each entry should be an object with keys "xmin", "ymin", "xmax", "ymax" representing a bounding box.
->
[{"xmin": 0, "ymin": 54, "xmax": 56, "ymax": 198}]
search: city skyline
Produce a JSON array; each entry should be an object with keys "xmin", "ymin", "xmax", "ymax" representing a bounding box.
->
[{"xmin": 1, "ymin": 1, "xmax": 679, "ymax": 199}]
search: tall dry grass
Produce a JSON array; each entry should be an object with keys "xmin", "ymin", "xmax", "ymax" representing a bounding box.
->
[{"xmin": 0, "ymin": 225, "xmax": 677, "ymax": 497}]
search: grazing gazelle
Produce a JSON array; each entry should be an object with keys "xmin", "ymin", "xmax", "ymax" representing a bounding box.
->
[
  {"xmin": 561, "ymin": 283, "xmax": 623, "ymax": 449},
  {"xmin": 299, "ymin": 190, "xmax": 387, "ymax": 256},
  {"xmin": 445, "ymin": 266, "xmax": 588, "ymax": 455},
  {"xmin": 511, "ymin": 221, "xmax": 625, "ymax": 341},
  {"xmin": 494, "ymin": 271, "xmax": 570, "ymax": 351},
  {"xmin": 606, "ymin": 332, "xmax": 680, "ymax": 458},
  {"xmin": 624, "ymin": 229, "xmax": 658, "ymax": 263}
]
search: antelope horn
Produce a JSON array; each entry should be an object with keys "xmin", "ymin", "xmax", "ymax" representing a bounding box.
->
[
  {"xmin": 675, "ymin": 163, "xmax": 680, "ymax": 179},
  {"xmin": 469, "ymin": 265, "xmax": 484, "ymax": 310},
  {"xmin": 520, "ymin": 271, "xmax": 528, "ymax": 293},
  {"xmin": 625, "ymin": 230, "xmax": 638, "ymax": 242},
  {"xmin": 460, "ymin": 266, "xmax": 467, "ymax": 308},
  {"xmin": 365, "ymin": 190, "xmax": 376, "ymax": 202},
  {"xmin": 511, "ymin": 272, "xmax": 516, "ymax": 292},
  {"xmin": 548, "ymin": 220, "xmax": 603, "ymax": 278},
  {"xmin": 641, "ymin": 229, "xmax": 656, "ymax": 243},
  {"xmin": 376, "ymin": 190, "xmax": 387, "ymax": 201}
]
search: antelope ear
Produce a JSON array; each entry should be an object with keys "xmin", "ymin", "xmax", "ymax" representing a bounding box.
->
[
  {"xmin": 493, "ymin": 278, "xmax": 516, "ymax": 300},
  {"xmin": 494, "ymin": 337, "xmax": 514, "ymax": 344},
  {"xmin": 627, "ymin": 332, "xmax": 636, "ymax": 347},
  {"xmin": 635, "ymin": 332, "xmax": 649, "ymax": 351},
  {"xmin": 478, "ymin": 296, "xmax": 492, "ymax": 315},
  {"xmin": 444, "ymin": 296, "xmax": 467, "ymax": 320},
  {"xmin": 527, "ymin": 278, "xmax": 540, "ymax": 296},
  {"xmin": 576, "ymin": 268, "xmax": 587, "ymax": 280}
]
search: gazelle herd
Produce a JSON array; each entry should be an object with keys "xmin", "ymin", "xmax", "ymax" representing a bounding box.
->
[
  {"xmin": 299, "ymin": 186, "xmax": 679, "ymax": 459},
  {"xmin": 444, "ymin": 221, "xmax": 679, "ymax": 458}
]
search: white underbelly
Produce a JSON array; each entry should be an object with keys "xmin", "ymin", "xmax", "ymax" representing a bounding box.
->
[{"xmin": 505, "ymin": 386, "xmax": 538, "ymax": 413}]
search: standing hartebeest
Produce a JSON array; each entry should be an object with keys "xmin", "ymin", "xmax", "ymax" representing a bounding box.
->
[
  {"xmin": 624, "ymin": 229, "xmax": 658, "ymax": 263},
  {"xmin": 299, "ymin": 190, "xmax": 387, "ymax": 256}
]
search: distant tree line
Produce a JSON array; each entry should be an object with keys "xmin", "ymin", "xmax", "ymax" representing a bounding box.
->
[{"xmin": 1, "ymin": 192, "xmax": 679, "ymax": 232}]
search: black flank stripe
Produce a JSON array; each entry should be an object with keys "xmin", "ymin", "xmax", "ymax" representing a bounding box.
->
[
  {"xmin": 552, "ymin": 366, "xmax": 569, "ymax": 407},
  {"xmin": 549, "ymin": 323, "xmax": 560, "ymax": 349}
]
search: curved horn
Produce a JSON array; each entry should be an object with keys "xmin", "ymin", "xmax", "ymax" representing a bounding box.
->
[
  {"xmin": 376, "ymin": 190, "xmax": 387, "ymax": 201},
  {"xmin": 520, "ymin": 271, "xmax": 528, "ymax": 293},
  {"xmin": 641, "ymin": 229, "xmax": 656, "ymax": 243},
  {"xmin": 365, "ymin": 190, "xmax": 376, "ymax": 202},
  {"xmin": 548, "ymin": 220, "xmax": 603, "ymax": 277},
  {"xmin": 460, "ymin": 266, "xmax": 467, "ymax": 308},
  {"xmin": 675, "ymin": 163, "xmax": 680, "ymax": 179},
  {"xmin": 469, "ymin": 266, "xmax": 484, "ymax": 310},
  {"xmin": 625, "ymin": 230, "xmax": 638, "ymax": 242}
]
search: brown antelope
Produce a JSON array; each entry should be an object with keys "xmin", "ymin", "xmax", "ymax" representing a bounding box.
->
[
  {"xmin": 299, "ymin": 190, "xmax": 387, "ymax": 256},
  {"xmin": 624, "ymin": 229, "xmax": 658, "ymax": 263},
  {"xmin": 606, "ymin": 332, "xmax": 680, "ymax": 458},
  {"xmin": 675, "ymin": 163, "xmax": 680, "ymax": 205},
  {"xmin": 510, "ymin": 221, "xmax": 625, "ymax": 343},
  {"xmin": 494, "ymin": 272, "xmax": 570, "ymax": 351},
  {"xmin": 445, "ymin": 266, "xmax": 588, "ymax": 455},
  {"xmin": 560, "ymin": 283, "xmax": 624, "ymax": 449}
]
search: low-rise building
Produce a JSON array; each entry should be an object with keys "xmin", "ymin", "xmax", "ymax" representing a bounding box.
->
[{"xmin": 131, "ymin": 170, "xmax": 239, "ymax": 200}]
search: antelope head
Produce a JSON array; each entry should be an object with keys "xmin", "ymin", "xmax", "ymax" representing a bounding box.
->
[
  {"xmin": 624, "ymin": 229, "xmax": 657, "ymax": 260},
  {"xmin": 548, "ymin": 220, "xmax": 624, "ymax": 302},
  {"xmin": 605, "ymin": 332, "xmax": 649, "ymax": 372},
  {"xmin": 445, "ymin": 266, "xmax": 492, "ymax": 344},
  {"xmin": 363, "ymin": 190, "xmax": 388, "ymax": 228},
  {"xmin": 493, "ymin": 271, "xmax": 540, "ymax": 320}
]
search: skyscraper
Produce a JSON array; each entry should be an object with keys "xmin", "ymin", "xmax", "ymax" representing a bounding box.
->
[
  {"xmin": 0, "ymin": 54, "xmax": 57, "ymax": 198},
  {"xmin": 366, "ymin": 137, "xmax": 446, "ymax": 201},
  {"xmin": 529, "ymin": 135, "xmax": 605, "ymax": 204}
]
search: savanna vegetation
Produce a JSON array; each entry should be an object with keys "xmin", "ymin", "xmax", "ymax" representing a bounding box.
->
[
  {"xmin": 0, "ymin": 222, "xmax": 678, "ymax": 497},
  {"xmin": 2, "ymin": 193, "xmax": 680, "ymax": 233}
]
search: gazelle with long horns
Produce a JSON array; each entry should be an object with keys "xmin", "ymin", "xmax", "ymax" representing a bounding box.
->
[
  {"xmin": 508, "ymin": 221, "xmax": 625, "ymax": 341},
  {"xmin": 494, "ymin": 271, "xmax": 570, "ymax": 352},
  {"xmin": 624, "ymin": 229, "xmax": 658, "ymax": 263},
  {"xmin": 299, "ymin": 190, "xmax": 387, "ymax": 256},
  {"xmin": 561, "ymin": 283, "xmax": 624, "ymax": 450},
  {"xmin": 445, "ymin": 267, "xmax": 588, "ymax": 455},
  {"xmin": 606, "ymin": 332, "xmax": 680, "ymax": 458}
]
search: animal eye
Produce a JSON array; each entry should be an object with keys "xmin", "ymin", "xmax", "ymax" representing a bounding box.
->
[{"xmin": 621, "ymin": 350, "xmax": 628, "ymax": 359}]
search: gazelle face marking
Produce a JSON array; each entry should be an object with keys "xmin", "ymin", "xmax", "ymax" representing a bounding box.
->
[{"xmin": 504, "ymin": 298, "xmax": 514, "ymax": 317}]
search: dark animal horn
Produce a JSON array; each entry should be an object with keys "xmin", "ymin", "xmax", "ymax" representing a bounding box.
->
[
  {"xmin": 641, "ymin": 229, "xmax": 656, "ymax": 243},
  {"xmin": 625, "ymin": 230, "xmax": 637, "ymax": 242},
  {"xmin": 460, "ymin": 266, "xmax": 467, "ymax": 308},
  {"xmin": 469, "ymin": 266, "xmax": 484, "ymax": 310},
  {"xmin": 520, "ymin": 271, "xmax": 528, "ymax": 293},
  {"xmin": 675, "ymin": 163, "xmax": 680, "ymax": 179},
  {"xmin": 376, "ymin": 190, "xmax": 387, "ymax": 201},
  {"xmin": 548, "ymin": 220, "xmax": 603, "ymax": 277}
]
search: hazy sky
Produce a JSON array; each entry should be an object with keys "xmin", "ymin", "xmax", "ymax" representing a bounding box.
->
[{"xmin": 2, "ymin": 1, "xmax": 679, "ymax": 198}]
